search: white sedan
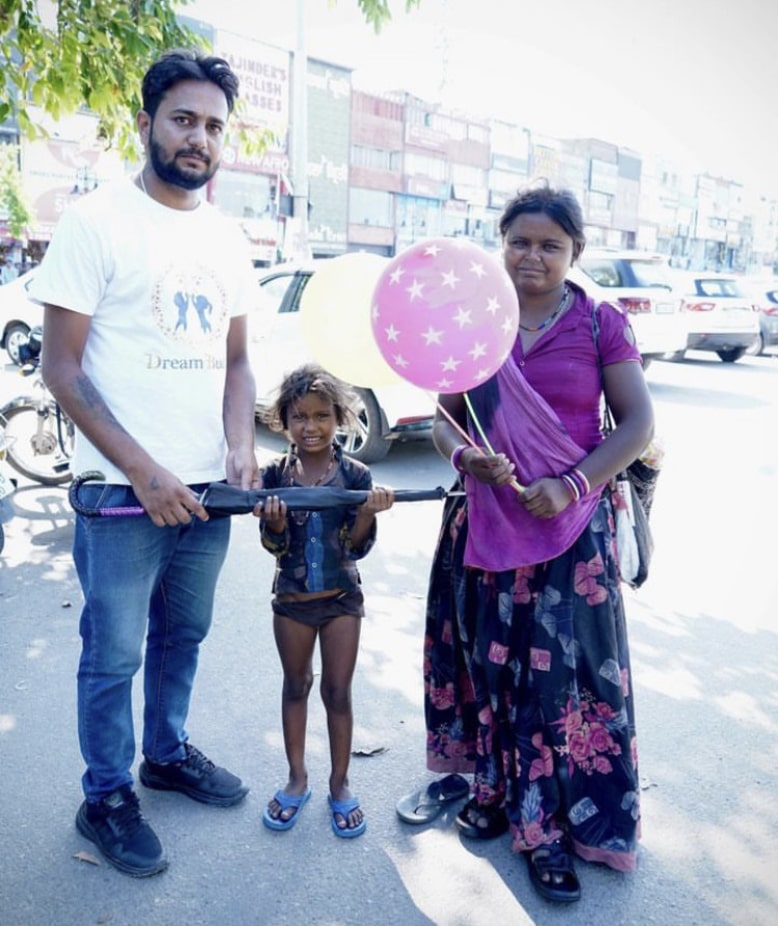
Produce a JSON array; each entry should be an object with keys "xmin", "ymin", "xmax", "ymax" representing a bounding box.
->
[
  {"xmin": 567, "ymin": 249, "xmax": 687, "ymax": 367},
  {"xmin": 0, "ymin": 269, "xmax": 43, "ymax": 364},
  {"xmin": 669, "ymin": 272, "xmax": 760, "ymax": 363}
]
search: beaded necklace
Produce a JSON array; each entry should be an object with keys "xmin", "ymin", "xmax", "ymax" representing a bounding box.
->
[
  {"xmin": 294, "ymin": 449, "xmax": 336, "ymax": 486},
  {"xmin": 519, "ymin": 285, "xmax": 571, "ymax": 332}
]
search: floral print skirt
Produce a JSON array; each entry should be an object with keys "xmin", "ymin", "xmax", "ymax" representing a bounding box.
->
[
  {"xmin": 424, "ymin": 484, "xmax": 479, "ymax": 774},
  {"xmin": 424, "ymin": 491, "xmax": 640, "ymax": 872}
]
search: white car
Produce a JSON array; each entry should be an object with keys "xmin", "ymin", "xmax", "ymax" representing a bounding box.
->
[
  {"xmin": 249, "ymin": 262, "xmax": 435, "ymax": 463},
  {"xmin": 742, "ymin": 276, "xmax": 778, "ymax": 355},
  {"xmin": 669, "ymin": 272, "xmax": 760, "ymax": 363},
  {"xmin": 568, "ymin": 249, "xmax": 686, "ymax": 367},
  {"xmin": 0, "ymin": 269, "xmax": 43, "ymax": 364}
]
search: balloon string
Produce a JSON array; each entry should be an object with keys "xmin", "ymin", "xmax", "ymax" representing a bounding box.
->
[
  {"xmin": 432, "ymin": 396, "xmax": 479, "ymax": 451},
  {"xmin": 462, "ymin": 394, "xmax": 524, "ymax": 493},
  {"xmin": 463, "ymin": 392, "xmax": 496, "ymax": 455},
  {"xmin": 431, "ymin": 393, "xmax": 524, "ymax": 495}
]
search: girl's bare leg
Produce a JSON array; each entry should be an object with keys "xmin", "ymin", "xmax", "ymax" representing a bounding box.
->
[
  {"xmin": 319, "ymin": 614, "xmax": 362, "ymax": 831},
  {"xmin": 266, "ymin": 614, "xmax": 317, "ymax": 823}
]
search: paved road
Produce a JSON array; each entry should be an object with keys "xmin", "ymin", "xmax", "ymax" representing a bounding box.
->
[{"xmin": 1, "ymin": 355, "xmax": 777, "ymax": 925}]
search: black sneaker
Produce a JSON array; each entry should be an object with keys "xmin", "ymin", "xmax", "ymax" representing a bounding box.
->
[
  {"xmin": 75, "ymin": 785, "xmax": 167, "ymax": 878},
  {"xmin": 139, "ymin": 743, "xmax": 249, "ymax": 807}
]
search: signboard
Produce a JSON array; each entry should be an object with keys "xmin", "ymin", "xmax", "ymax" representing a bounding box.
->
[
  {"xmin": 21, "ymin": 107, "xmax": 125, "ymax": 240},
  {"xmin": 215, "ymin": 31, "xmax": 290, "ymax": 138}
]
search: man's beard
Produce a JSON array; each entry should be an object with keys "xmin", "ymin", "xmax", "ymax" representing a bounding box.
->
[{"xmin": 148, "ymin": 137, "xmax": 218, "ymax": 191}]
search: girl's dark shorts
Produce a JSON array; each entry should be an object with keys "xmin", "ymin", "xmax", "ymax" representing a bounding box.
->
[{"xmin": 272, "ymin": 588, "xmax": 365, "ymax": 627}]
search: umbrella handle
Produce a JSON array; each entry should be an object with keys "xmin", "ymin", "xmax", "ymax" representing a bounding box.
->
[{"xmin": 68, "ymin": 471, "xmax": 146, "ymax": 517}]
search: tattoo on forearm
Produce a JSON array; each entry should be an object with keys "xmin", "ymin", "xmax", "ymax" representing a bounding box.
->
[{"xmin": 74, "ymin": 375, "xmax": 128, "ymax": 434}]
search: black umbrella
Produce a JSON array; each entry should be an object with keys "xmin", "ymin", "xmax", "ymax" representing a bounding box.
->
[
  {"xmin": 69, "ymin": 471, "xmax": 456, "ymax": 518},
  {"xmin": 198, "ymin": 482, "xmax": 450, "ymax": 514}
]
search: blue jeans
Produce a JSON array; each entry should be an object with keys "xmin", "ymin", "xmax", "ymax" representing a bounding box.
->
[{"xmin": 73, "ymin": 482, "xmax": 231, "ymax": 802}]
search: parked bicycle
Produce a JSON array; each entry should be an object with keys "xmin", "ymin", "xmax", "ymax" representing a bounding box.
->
[{"xmin": 0, "ymin": 327, "xmax": 74, "ymax": 486}]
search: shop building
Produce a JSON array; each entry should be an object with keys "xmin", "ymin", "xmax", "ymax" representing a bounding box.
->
[{"xmin": 2, "ymin": 11, "xmax": 775, "ymax": 273}]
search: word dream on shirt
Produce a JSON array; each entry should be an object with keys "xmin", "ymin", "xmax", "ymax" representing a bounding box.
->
[{"xmin": 145, "ymin": 353, "xmax": 226, "ymax": 371}]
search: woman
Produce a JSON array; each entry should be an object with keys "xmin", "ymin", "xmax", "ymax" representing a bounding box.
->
[{"xmin": 422, "ymin": 184, "xmax": 653, "ymax": 902}]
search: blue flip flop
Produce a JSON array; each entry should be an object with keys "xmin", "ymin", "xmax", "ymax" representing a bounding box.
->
[
  {"xmin": 328, "ymin": 794, "xmax": 366, "ymax": 839},
  {"xmin": 262, "ymin": 787, "xmax": 312, "ymax": 831}
]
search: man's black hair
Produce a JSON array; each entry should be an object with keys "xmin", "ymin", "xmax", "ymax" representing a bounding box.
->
[{"xmin": 141, "ymin": 48, "xmax": 239, "ymax": 117}]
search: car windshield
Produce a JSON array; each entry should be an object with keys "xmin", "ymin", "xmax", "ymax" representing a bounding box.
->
[
  {"xmin": 259, "ymin": 273, "xmax": 295, "ymax": 308},
  {"xmin": 579, "ymin": 257, "xmax": 672, "ymax": 289},
  {"xmin": 695, "ymin": 278, "xmax": 743, "ymax": 297},
  {"xmin": 627, "ymin": 260, "xmax": 673, "ymax": 289}
]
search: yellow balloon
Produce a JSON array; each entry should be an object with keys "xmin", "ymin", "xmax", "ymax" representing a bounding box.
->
[{"xmin": 300, "ymin": 252, "xmax": 404, "ymax": 388}]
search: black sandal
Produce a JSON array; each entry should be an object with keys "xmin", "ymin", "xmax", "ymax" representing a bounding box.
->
[
  {"xmin": 396, "ymin": 774, "xmax": 471, "ymax": 824},
  {"xmin": 454, "ymin": 797, "xmax": 509, "ymax": 840},
  {"xmin": 526, "ymin": 839, "xmax": 581, "ymax": 903}
]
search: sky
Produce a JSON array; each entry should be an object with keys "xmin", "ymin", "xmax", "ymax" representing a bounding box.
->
[{"xmin": 189, "ymin": 0, "xmax": 778, "ymax": 196}]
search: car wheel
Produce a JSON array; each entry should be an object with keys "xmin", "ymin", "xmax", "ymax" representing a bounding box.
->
[
  {"xmin": 716, "ymin": 348, "xmax": 746, "ymax": 363},
  {"xmin": 745, "ymin": 334, "xmax": 764, "ymax": 357},
  {"xmin": 338, "ymin": 388, "xmax": 392, "ymax": 464},
  {"xmin": 4, "ymin": 323, "xmax": 31, "ymax": 365}
]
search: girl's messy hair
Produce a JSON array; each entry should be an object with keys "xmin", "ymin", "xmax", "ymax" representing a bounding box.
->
[{"xmin": 263, "ymin": 363, "xmax": 359, "ymax": 433}]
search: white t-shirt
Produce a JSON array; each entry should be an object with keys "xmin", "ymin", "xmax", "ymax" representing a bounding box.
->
[{"xmin": 30, "ymin": 178, "xmax": 257, "ymax": 484}]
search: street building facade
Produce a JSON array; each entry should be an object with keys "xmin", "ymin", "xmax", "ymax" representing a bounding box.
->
[{"xmin": 1, "ymin": 15, "xmax": 776, "ymax": 274}]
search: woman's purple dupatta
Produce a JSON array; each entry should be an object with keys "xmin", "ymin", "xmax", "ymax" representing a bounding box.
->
[{"xmin": 463, "ymin": 356, "xmax": 602, "ymax": 571}]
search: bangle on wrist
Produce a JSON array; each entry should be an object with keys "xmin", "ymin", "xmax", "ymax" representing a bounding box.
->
[
  {"xmin": 571, "ymin": 466, "xmax": 590, "ymax": 496},
  {"xmin": 560, "ymin": 473, "xmax": 580, "ymax": 501},
  {"xmin": 450, "ymin": 444, "xmax": 469, "ymax": 473}
]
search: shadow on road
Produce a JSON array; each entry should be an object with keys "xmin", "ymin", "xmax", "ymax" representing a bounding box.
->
[{"xmin": 1, "ymin": 392, "xmax": 776, "ymax": 924}]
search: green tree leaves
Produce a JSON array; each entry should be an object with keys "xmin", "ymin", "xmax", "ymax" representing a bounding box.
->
[
  {"xmin": 1, "ymin": 0, "xmax": 195, "ymax": 156},
  {"xmin": 0, "ymin": 145, "xmax": 33, "ymax": 240},
  {"xmin": 351, "ymin": 0, "xmax": 422, "ymax": 30},
  {"xmin": 0, "ymin": 1, "xmax": 424, "ymax": 159}
]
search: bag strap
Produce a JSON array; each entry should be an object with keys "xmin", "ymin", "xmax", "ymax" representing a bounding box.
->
[{"xmin": 590, "ymin": 299, "xmax": 615, "ymax": 436}]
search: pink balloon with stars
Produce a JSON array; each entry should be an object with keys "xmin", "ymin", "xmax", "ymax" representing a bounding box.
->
[{"xmin": 371, "ymin": 237, "xmax": 519, "ymax": 394}]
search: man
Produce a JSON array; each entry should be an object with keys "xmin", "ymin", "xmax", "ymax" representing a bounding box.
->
[
  {"xmin": 1, "ymin": 257, "xmax": 19, "ymax": 284},
  {"xmin": 31, "ymin": 49, "xmax": 260, "ymax": 878}
]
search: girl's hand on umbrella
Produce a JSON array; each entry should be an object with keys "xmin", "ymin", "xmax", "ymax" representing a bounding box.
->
[
  {"xmin": 260, "ymin": 494, "xmax": 287, "ymax": 531},
  {"xmin": 361, "ymin": 485, "xmax": 395, "ymax": 514}
]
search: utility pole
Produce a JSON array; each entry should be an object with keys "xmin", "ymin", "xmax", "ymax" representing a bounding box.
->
[{"xmin": 286, "ymin": 0, "xmax": 311, "ymax": 261}]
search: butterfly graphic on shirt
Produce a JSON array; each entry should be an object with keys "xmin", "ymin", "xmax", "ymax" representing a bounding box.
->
[{"xmin": 151, "ymin": 264, "xmax": 227, "ymax": 343}]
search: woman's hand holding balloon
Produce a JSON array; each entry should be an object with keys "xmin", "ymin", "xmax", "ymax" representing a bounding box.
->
[{"xmin": 461, "ymin": 448, "xmax": 516, "ymax": 486}]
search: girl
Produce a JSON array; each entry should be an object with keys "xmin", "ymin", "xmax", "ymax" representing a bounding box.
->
[{"xmin": 259, "ymin": 364, "xmax": 394, "ymax": 838}]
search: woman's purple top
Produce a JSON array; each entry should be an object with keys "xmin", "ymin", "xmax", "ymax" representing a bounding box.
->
[
  {"xmin": 512, "ymin": 283, "xmax": 641, "ymax": 452},
  {"xmin": 463, "ymin": 283, "xmax": 641, "ymax": 571}
]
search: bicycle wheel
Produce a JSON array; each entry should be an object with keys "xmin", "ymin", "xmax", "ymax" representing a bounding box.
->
[{"xmin": 0, "ymin": 398, "xmax": 74, "ymax": 486}]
